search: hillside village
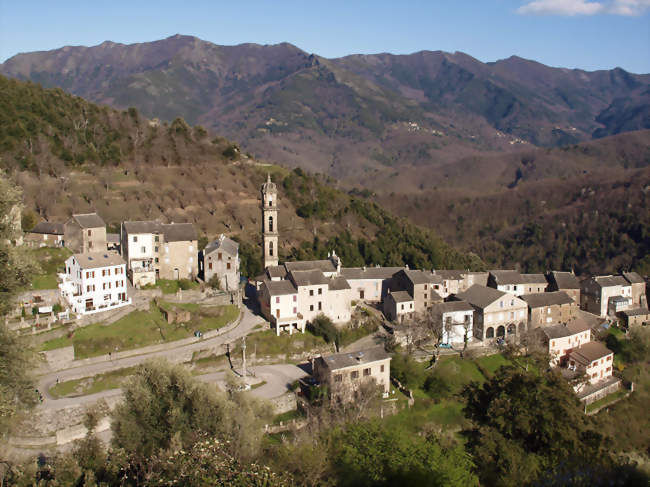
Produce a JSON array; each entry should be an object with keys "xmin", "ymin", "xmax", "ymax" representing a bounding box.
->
[{"xmin": 3, "ymin": 171, "xmax": 643, "ymax": 429}]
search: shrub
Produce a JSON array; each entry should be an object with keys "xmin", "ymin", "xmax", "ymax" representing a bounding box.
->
[
  {"xmin": 308, "ymin": 314, "xmax": 339, "ymax": 348},
  {"xmin": 178, "ymin": 279, "xmax": 193, "ymax": 291}
]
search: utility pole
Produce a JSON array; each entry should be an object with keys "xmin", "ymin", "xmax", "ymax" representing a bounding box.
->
[{"xmin": 242, "ymin": 336, "xmax": 247, "ymax": 378}]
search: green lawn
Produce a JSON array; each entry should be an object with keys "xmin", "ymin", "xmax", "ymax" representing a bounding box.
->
[
  {"xmin": 232, "ymin": 329, "xmax": 329, "ymax": 357},
  {"xmin": 40, "ymin": 304, "xmax": 239, "ymax": 359},
  {"xmin": 155, "ymin": 279, "xmax": 200, "ymax": 294},
  {"xmin": 435, "ymin": 356, "xmax": 486, "ymax": 393},
  {"xmin": 29, "ymin": 247, "xmax": 72, "ymax": 289},
  {"xmin": 48, "ymin": 366, "xmax": 137, "ymax": 398},
  {"xmin": 474, "ymin": 353, "xmax": 513, "ymax": 375},
  {"xmin": 586, "ymin": 390, "xmax": 628, "ymax": 413}
]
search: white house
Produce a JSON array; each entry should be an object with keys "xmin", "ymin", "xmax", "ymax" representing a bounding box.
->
[
  {"xmin": 59, "ymin": 251, "xmax": 131, "ymax": 315},
  {"xmin": 430, "ymin": 300, "xmax": 474, "ymax": 345},
  {"xmin": 568, "ymin": 341, "xmax": 614, "ymax": 385},
  {"xmin": 542, "ymin": 320, "xmax": 591, "ymax": 366}
]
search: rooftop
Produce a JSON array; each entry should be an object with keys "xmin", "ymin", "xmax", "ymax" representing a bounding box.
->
[
  {"xmin": 71, "ymin": 213, "xmax": 105, "ymax": 229},
  {"xmin": 521, "ymin": 291, "xmax": 574, "ymax": 308},
  {"xmin": 73, "ymin": 251, "xmax": 124, "ymax": 269},
  {"xmin": 430, "ymin": 300, "xmax": 474, "ymax": 314},
  {"xmin": 342, "ymin": 266, "xmax": 404, "ymax": 280},
  {"xmin": 623, "ymin": 272, "xmax": 644, "ymax": 284},
  {"xmin": 204, "ymin": 234, "xmax": 239, "ymax": 256},
  {"xmin": 318, "ymin": 346, "xmax": 390, "ymax": 371},
  {"xmin": 290, "ymin": 269, "xmax": 330, "ymax": 287},
  {"xmin": 570, "ymin": 341, "xmax": 612, "ymax": 364},
  {"xmin": 454, "ymin": 284, "xmax": 507, "ymax": 309},
  {"xmin": 489, "ymin": 270, "xmax": 524, "ymax": 285},
  {"xmin": 388, "ymin": 291, "xmax": 414, "ymax": 303},
  {"xmin": 620, "ymin": 307, "xmax": 650, "ymax": 317},
  {"xmin": 521, "ymin": 273, "xmax": 548, "ymax": 284},
  {"xmin": 395, "ymin": 269, "xmax": 442, "ymax": 286},
  {"xmin": 432, "ymin": 269, "xmax": 466, "ymax": 281},
  {"xmin": 30, "ymin": 221, "xmax": 64, "ymax": 235},
  {"xmin": 122, "ymin": 221, "xmax": 197, "ymax": 242},
  {"xmin": 264, "ymin": 280, "xmax": 297, "ymax": 296},
  {"xmin": 548, "ymin": 271, "xmax": 580, "ymax": 289},
  {"xmin": 329, "ymin": 276, "xmax": 352, "ymax": 291},
  {"xmin": 593, "ymin": 275, "xmax": 629, "ymax": 288},
  {"xmin": 284, "ymin": 259, "xmax": 337, "ymax": 274},
  {"xmin": 267, "ymin": 266, "xmax": 288, "ymax": 279}
]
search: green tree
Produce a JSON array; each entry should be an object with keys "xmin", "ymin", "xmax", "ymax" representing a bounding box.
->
[
  {"xmin": 462, "ymin": 366, "xmax": 609, "ymax": 486},
  {"xmin": 111, "ymin": 360, "xmax": 270, "ymax": 461}
]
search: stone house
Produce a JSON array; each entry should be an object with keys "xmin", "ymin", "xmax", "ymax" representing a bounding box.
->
[
  {"xmin": 568, "ymin": 341, "xmax": 614, "ymax": 385},
  {"xmin": 521, "ymin": 291, "xmax": 577, "ymax": 328},
  {"xmin": 520, "ymin": 274, "xmax": 548, "ymax": 294},
  {"xmin": 383, "ymin": 291, "xmax": 415, "ymax": 322},
  {"xmin": 454, "ymin": 285, "xmax": 528, "ymax": 342},
  {"xmin": 623, "ymin": 272, "xmax": 647, "ymax": 308},
  {"xmin": 313, "ymin": 346, "xmax": 391, "ymax": 400},
  {"xmin": 201, "ymin": 234, "xmax": 240, "ymax": 291},
  {"xmin": 258, "ymin": 280, "xmax": 304, "ymax": 335},
  {"xmin": 429, "ymin": 300, "xmax": 474, "ymax": 345},
  {"xmin": 121, "ymin": 221, "xmax": 198, "ymax": 286},
  {"xmin": 487, "ymin": 270, "xmax": 526, "ymax": 296},
  {"xmin": 541, "ymin": 320, "xmax": 591, "ymax": 366},
  {"xmin": 546, "ymin": 271, "xmax": 581, "ymax": 304},
  {"xmin": 390, "ymin": 269, "xmax": 443, "ymax": 313},
  {"xmin": 618, "ymin": 308, "xmax": 650, "ymax": 328},
  {"xmin": 64, "ymin": 213, "xmax": 107, "ymax": 253},
  {"xmin": 342, "ymin": 265, "xmax": 403, "ymax": 302},
  {"xmin": 25, "ymin": 221, "xmax": 64, "ymax": 247},
  {"xmin": 581, "ymin": 275, "xmax": 632, "ymax": 317},
  {"xmin": 59, "ymin": 251, "xmax": 130, "ymax": 315}
]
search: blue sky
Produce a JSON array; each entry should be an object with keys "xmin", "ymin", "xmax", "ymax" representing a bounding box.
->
[{"xmin": 1, "ymin": 0, "xmax": 649, "ymax": 72}]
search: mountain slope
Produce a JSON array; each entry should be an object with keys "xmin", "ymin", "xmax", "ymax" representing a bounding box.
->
[
  {"xmin": 2, "ymin": 35, "xmax": 648, "ymax": 191},
  {"xmin": 0, "ymin": 74, "xmax": 483, "ymax": 276}
]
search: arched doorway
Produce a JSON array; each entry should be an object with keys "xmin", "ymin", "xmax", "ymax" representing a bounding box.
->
[
  {"xmin": 507, "ymin": 324, "xmax": 516, "ymax": 336},
  {"xmin": 486, "ymin": 327, "xmax": 494, "ymax": 339},
  {"xmin": 497, "ymin": 325, "xmax": 505, "ymax": 338}
]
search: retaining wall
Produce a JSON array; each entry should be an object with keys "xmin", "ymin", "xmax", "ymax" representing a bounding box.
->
[{"xmin": 580, "ymin": 378, "xmax": 622, "ymax": 405}]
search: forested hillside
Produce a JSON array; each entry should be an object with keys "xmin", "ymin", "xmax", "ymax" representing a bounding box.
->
[{"xmin": 0, "ymin": 75, "xmax": 483, "ymax": 276}]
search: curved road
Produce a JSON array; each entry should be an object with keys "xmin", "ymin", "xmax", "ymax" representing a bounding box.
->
[{"xmin": 37, "ymin": 304, "xmax": 266, "ymax": 406}]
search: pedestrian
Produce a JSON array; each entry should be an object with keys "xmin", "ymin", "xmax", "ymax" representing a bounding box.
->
[{"xmin": 56, "ymin": 378, "xmax": 59, "ymax": 384}]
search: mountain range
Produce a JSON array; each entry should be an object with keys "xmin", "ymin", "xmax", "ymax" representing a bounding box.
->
[{"xmin": 2, "ymin": 34, "xmax": 649, "ymax": 191}]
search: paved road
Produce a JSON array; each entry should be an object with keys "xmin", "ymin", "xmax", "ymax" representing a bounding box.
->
[
  {"xmin": 37, "ymin": 303, "xmax": 266, "ymax": 405},
  {"xmin": 38, "ymin": 364, "xmax": 308, "ymax": 412}
]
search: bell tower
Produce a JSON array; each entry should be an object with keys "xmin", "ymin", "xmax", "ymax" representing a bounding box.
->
[{"xmin": 261, "ymin": 174, "xmax": 278, "ymax": 268}]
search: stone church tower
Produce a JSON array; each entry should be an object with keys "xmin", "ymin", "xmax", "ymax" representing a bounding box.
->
[{"xmin": 261, "ymin": 174, "xmax": 278, "ymax": 268}]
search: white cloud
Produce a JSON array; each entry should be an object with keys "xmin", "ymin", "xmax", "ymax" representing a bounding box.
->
[
  {"xmin": 517, "ymin": 0, "xmax": 650, "ymax": 15},
  {"xmin": 607, "ymin": 0, "xmax": 650, "ymax": 15},
  {"xmin": 517, "ymin": 0, "xmax": 604, "ymax": 16}
]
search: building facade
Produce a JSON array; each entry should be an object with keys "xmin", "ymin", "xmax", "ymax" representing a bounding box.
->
[
  {"xmin": 521, "ymin": 291, "xmax": 577, "ymax": 328},
  {"xmin": 25, "ymin": 221, "xmax": 65, "ymax": 247},
  {"xmin": 542, "ymin": 321, "xmax": 591, "ymax": 366},
  {"xmin": 59, "ymin": 251, "xmax": 131, "ymax": 315},
  {"xmin": 313, "ymin": 346, "xmax": 391, "ymax": 400},
  {"xmin": 121, "ymin": 221, "xmax": 198, "ymax": 286},
  {"xmin": 546, "ymin": 271, "xmax": 581, "ymax": 304},
  {"xmin": 581, "ymin": 275, "xmax": 632, "ymax": 317},
  {"xmin": 568, "ymin": 342, "xmax": 614, "ymax": 385},
  {"xmin": 201, "ymin": 234, "xmax": 240, "ymax": 291},
  {"xmin": 430, "ymin": 300, "xmax": 474, "ymax": 345},
  {"xmin": 261, "ymin": 174, "xmax": 278, "ymax": 269},
  {"xmin": 383, "ymin": 291, "xmax": 415, "ymax": 322},
  {"xmin": 64, "ymin": 213, "xmax": 107, "ymax": 253}
]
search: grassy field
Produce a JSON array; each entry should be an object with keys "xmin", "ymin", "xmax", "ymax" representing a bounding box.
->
[
  {"xmin": 29, "ymin": 247, "xmax": 72, "ymax": 290},
  {"xmin": 40, "ymin": 303, "xmax": 239, "ymax": 359},
  {"xmin": 48, "ymin": 366, "xmax": 137, "ymax": 398},
  {"xmin": 232, "ymin": 329, "xmax": 331, "ymax": 358},
  {"xmin": 155, "ymin": 279, "xmax": 200, "ymax": 294},
  {"xmin": 474, "ymin": 353, "xmax": 513, "ymax": 375}
]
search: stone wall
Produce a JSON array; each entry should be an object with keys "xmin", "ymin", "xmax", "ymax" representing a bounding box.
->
[
  {"xmin": 269, "ymin": 392, "xmax": 297, "ymax": 414},
  {"xmin": 580, "ymin": 378, "xmax": 621, "ymax": 405}
]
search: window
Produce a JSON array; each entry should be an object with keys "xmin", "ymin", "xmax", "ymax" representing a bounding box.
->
[
  {"xmin": 208, "ymin": 262, "xmax": 213, "ymax": 270},
  {"xmin": 293, "ymin": 307, "xmax": 297, "ymax": 314},
  {"xmin": 363, "ymin": 368, "xmax": 371, "ymax": 376},
  {"xmin": 351, "ymin": 371, "xmax": 359, "ymax": 380},
  {"xmin": 103, "ymin": 283, "xmax": 107, "ymax": 290},
  {"xmin": 410, "ymin": 303, "xmax": 413, "ymax": 309},
  {"xmin": 310, "ymin": 305, "xmax": 314, "ymax": 311},
  {"xmin": 551, "ymin": 340, "xmax": 555, "ymax": 347},
  {"xmin": 310, "ymin": 289, "xmax": 314, "ymax": 296},
  {"xmin": 510, "ymin": 300, "xmax": 514, "ymax": 306},
  {"xmin": 318, "ymin": 288, "xmax": 322, "ymax": 295},
  {"xmin": 154, "ymin": 258, "xmax": 159, "ymax": 263},
  {"xmin": 293, "ymin": 295, "xmax": 297, "ymax": 302},
  {"xmin": 155, "ymin": 235, "xmax": 159, "ymax": 242},
  {"xmin": 227, "ymin": 262, "xmax": 231, "ymax": 270},
  {"xmin": 141, "ymin": 246, "xmax": 146, "ymax": 253},
  {"xmin": 607, "ymin": 356, "xmax": 612, "ymax": 361},
  {"xmin": 86, "ymin": 271, "xmax": 91, "ymax": 278},
  {"xmin": 401, "ymin": 304, "xmax": 404, "ymax": 311},
  {"xmin": 276, "ymin": 297, "xmax": 280, "ymax": 304},
  {"xmin": 104, "ymin": 294, "xmax": 111, "ymax": 301},
  {"xmin": 269, "ymin": 241, "xmax": 273, "ymax": 256},
  {"xmin": 380, "ymin": 365, "xmax": 385, "ymax": 373},
  {"xmin": 155, "ymin": 246, "xmax": 159, "ymax": 253},
  {"xmin": 424, "ymin": 293, "xmax": 427, "ymax": 300},
  {"xmin": 268, "ymin": 216, "xmax": 273, "ymax": 232},
  {"xmin": 500, "ymin": 301, "xmax": 503, "ymax": 308},
  {"xmin": 133, "ymin": 236, "xmax": 138, "ymax": 243},
  {"xmin": 318, "ymin": 302, "xmax": 322, "ymax": 311},
  {"xmin": 88, "ymin": 230, "xmax": 91, "ymax": 236},
  {"xmin": 218, "ymin": 252, "xmax": 222, "ymax": 260},
  {"xmin": 89, "ymin": 241, "xmax": 93, "ymax": 249},
  {"xmin": 334, "ymin": 374, "xmax": 342, "ymax": 383},
  {"xmin": 424, "ymin": 284, "xmax": 428, "ymax": 290}
]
